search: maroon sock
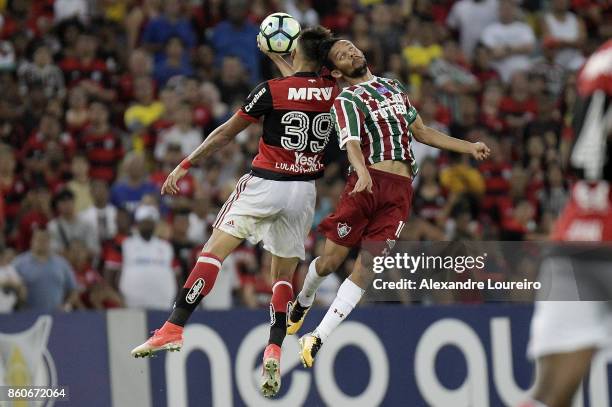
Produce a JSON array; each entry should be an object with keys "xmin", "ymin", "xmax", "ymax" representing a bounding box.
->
[
  {"xmin": 268, "ymin": 279, "xmax": 293, "ymax": 347},
  {"xmin": 168, "ymin": 252, "xmax": 222, "ymax": 326}
]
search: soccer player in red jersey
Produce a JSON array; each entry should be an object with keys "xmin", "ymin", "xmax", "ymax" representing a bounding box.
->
[
  {"xmin": 130, "ymin": 27, "xmax": 340, "ymax": 397},
  {"xmin": 519, "ymin": 40, "xmax": 612, "ymax": 407},
  {"xmin": 275, "ymin": 38, "xmax": 490, "ymax": 367}
]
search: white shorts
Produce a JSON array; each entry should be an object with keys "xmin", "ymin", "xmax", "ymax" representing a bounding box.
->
[
  {"xmin": 213, "ymin": 174, "xmax": 316, "ymax": 260},
  {"xmin": 528, "ymin": 257, "xmax": 612, "ymax": 358}
]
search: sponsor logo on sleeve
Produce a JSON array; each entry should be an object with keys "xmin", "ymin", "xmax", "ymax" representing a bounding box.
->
[{"xmin": 244, "ymin": 87, "xmax": 266, "ymax": 112}]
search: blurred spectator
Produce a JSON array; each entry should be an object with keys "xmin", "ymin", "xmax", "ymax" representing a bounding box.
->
[
  {"xmin": 141, "ymin": 0, "xmax": 196, "ymax": 62},
  {"xmin": 124, "ymin": 76, "xmax": 164, "ymax": 150},
  {"xmin": 47, "ymin": 189, "xmax": 99, "ymax": 257},
  {"xmin": 13, "ymin": 228, "xmax": 82, "ymax": 311},
  {"xmin": 447, "ymin": 0, "xmax": 499, "ymax": 58},
  {"xmin": 151, "ymin": 144, "xmax": 198, "ymax": 211},
  {"xmin": 54, "ymin": 0, "xmax": 89, "ymax": 24},
  {"xmin": 429, "ymin": 40, "xmax": 480, "ymax": 114},
  {"xmin": 59, "ymin": 30, "xmax": 115, "ymax": 101},
  {"xmin": 0, "ymin": 246, "xmax": 26, "ymax": 312},
  {"xmin": 200, "ymin": 81, "xmax": 229, "ymax": 124},
  {"xmin": 524, "ymin": 93, "xmax": 562, "ymax": 142},
  {"xmin": 79, "ymin": 101, "xmax": 124, "ymax": 183},
  {"xmin": 539, "ymin": 164, "xmax": 568, "ymax": 216},
  {"xmin": 0, "ymin": 41, "xmax": 16, "ymax": 71},
  {"xmin": 479, "ymin": 82, "xmax": 505, "ymax": 134},
  {"xmin": 0, "ymin": 147, "xmax": 23, "ymax": 227},
  {"xmin": 12, "ymin": 186, "xmax": 51, "ymax": 252},
  {"xmin": 285, "ymin": 0, "xmax": 319, "ymax": 27},
  {"xmin": 182, "ymin": 77, "xmax": 213, "ymax": 129},
  {"xmin": 153, "ymin": 36, "xmax": 193, "ymax": 87},
  {"xmin": 210, "ymin": 0, "xmax": 260, "ymax": 84},
  {"xmin": 17, "ymin": 42, "xmax": 65, "ymax": 99},
  {"xmin": 531, "ymin": 46, "xmax": 567, "ymax": 98},
  {"xmin": 411, "ymin": 97, "xmax": 444, "ymax": 164},
  {"xmin": 187, "ymin": 196, "xmax": 213, "ymax": 244},
  {"xmin": 65, "ymin": 86, "xmax": 89, "ymax": 132},
  {"xmin": 413, "ymin": 157, "xmax": 448, "ymax": 226},
  {"xmin": 79, "ymin": 180, "xmax": 117, "ymax": 244},
  {"xmin": 65, "ymin": 239, "xmax": 121, "ymax": 309},
  {"xmin": 66, "ymin": 155, "xmax": 93, "ymax": 212},
  {"xmin": 471, "ymin": 44, "xmax": 499, "ymax": 84},
  {"xmin": 541, "ymin": 0, "xmax": 586, "ymax": 71},
  {"xmin": 215, "ymin": 56, "xmax": 251, "ymax": 107},
  {"xmin": 499, "ymin": 71, "xmax": 538, "ymax": 134},
  {"xmin": 480, "ymin": 0, "xmax": 536, "ymax": 82},
  {"xmin": 115, "ymin": 205, "xmax": 177, "ymax": 309},
  {"xmin": 500, "ymin": 199, "xmax": 536, "ymax": 240},
  {"xmin": 370, "ymin": 4, "xmax": 401, "ymax": 67},
  {"xmin": 110, "ymin": 152, "xmax": 157, "ymax": 212},
  {"xmin": 440, "ymin": 153, "xmax": 486, "ymax": 197},
  {"xmin": 449, "ymin": 95, "xmax": 479, "ymax": 138},
  {"xmin": 170, "ymin": 210, "xmax": 196, "ymax": 283},
  {"xmin": 403, "ymin": 21, "xmax": 442, "ymax": 92},
  {"xmin": 154, "ymin": 101, "xmax": 202, "ymax": 161},
  {"xmin": 21, "ymin": 113, "xmax": 76, "ymax": 162},
  {"xmin": 321, "ymin": 0, "xmax": 355, "ymax": 35},
  {"xmin": 478, "ymin": 138, "xmax": 512, "ymax": 218},
  {"xmin": 118, "ymin": 48, "xmax": 154, "ymax": 103},
  {"xmin": 447, "ymin": 202, "xmax": 482, "ymax": 240}
]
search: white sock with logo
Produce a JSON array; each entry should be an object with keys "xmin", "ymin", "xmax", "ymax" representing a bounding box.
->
[
  {"xmin": 297, "ymin": 257, "xmax": 326, "ymax": 307},
  {"xmin": 314, "ymin": 278, "xmax": 364, "ymax": 341}
]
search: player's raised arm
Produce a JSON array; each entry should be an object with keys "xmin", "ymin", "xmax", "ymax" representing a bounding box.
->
[
  {"xmin": 258, "ymin": 36, "xmax": 295, "ymax": 77},
  {"xmin": 161, "ymin": 113, "xmax": 251, "ymax": 195},
  {"xmin": 410, "ymin": 114, "xmax": 491, "ymax": 160}
]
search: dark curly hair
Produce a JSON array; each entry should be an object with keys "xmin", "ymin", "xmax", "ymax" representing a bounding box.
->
[{"xmin": 297, "ymin": 26, "xmax": 335, "ymax": 69}]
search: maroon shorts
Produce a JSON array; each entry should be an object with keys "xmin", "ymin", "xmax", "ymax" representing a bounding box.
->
[{"xmin": 318, "ymin": 167, "xmax": 413, "ymax": 248}]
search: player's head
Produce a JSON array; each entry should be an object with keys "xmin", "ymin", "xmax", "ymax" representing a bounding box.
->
[
  {"xmin": 292, "ymin": 26, "xmax": 333, "ymax": 70},
  {"xmin": 320, "ymin": 39, "xmax": 368, "ymax": 80}
]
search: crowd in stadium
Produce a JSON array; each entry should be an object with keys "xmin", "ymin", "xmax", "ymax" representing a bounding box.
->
[{"xmin": 0, "ymin": 0, "xmax": 610, "ymax": 312}]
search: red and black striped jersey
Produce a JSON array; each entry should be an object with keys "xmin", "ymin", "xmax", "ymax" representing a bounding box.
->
[
  {"xmin": 237, "ymin": 72, "xmax": 340, "ymax": 181},
  {"xmin": 79, "ymin": 128, "xmax": 124, "ymax": 183}
]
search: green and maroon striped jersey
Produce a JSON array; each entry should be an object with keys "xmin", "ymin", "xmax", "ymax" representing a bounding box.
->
[{"xmin": 330, "ymin": 76, "xmax": 419, "ymax": 175}]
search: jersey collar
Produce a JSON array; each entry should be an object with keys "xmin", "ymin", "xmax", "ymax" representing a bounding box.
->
[{"xmin": 294, "ymin": 72, "xmax": 319, "ymax": 77}]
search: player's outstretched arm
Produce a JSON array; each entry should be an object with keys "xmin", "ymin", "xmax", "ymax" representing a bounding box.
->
[
  {"xmin": 411, "ymin": 114, "xmax": 491, "ymax": 160},
  {"xmin": 346, "ymin": 140, "xmax": 373, "ymax": 195},
  {"xmin": 161, "ymin": 113, "xmax": 251, "ymax": 195}
]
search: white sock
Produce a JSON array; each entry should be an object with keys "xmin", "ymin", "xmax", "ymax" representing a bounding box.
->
[
  {"xmin": 314, "ymin": 278, "xmax": 364, "ymax": 341},
  {"xmin": 297, "ymin": 257, "xmax": 326, "ymax": 307}
]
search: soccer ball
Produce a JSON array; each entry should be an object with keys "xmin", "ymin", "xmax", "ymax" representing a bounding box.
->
[{"xmin": 258, "ymin": 13, "xmax": 301, "ymax": 54}]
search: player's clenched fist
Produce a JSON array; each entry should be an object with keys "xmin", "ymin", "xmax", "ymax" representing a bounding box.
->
[
  {"xmin": 470, "ymin": 141, "xmax": 491, "ymax": 161},
  {"xmin": 161, "ymin": 166, "xmax": 188, "ymax": 195}
]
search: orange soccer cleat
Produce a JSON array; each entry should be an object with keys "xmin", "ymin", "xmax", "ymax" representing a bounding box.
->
[
  {"xmin": 131, "ymin": 321, "xmax": 183, "ymax": 358},
  {"xmin": 260, "ymin": 343, "xmax": 282, "ymax": 398}
]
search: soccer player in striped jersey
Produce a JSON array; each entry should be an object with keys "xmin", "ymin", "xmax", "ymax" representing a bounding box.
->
[{"xmin": 283, "ymin": 38, "xmax": 490, "ymax": 367}]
